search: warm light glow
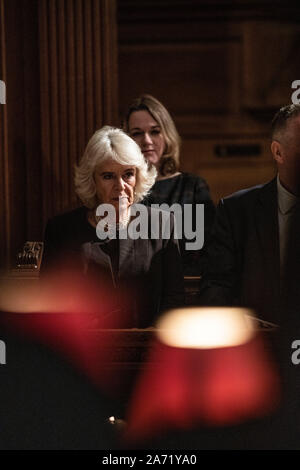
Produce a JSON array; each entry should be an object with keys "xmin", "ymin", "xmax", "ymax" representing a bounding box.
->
[
  {"xmin": 108, "ymin": 416, "xmax": 115, "ymax": 423},
  {"xmin": 0, "ymin": 279, "xmax": 90, "ymax": 313},
  {"xmin": 156, "ymin": 307, "xmax": 256, "ymax": 349}
]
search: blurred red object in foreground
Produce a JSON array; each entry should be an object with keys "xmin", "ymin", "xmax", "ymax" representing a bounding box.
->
[
  {"xmin": 125, "ymin": 307, "xmax": 280, "ymax": 443},
  {"xmin": 0, "ymin": 270, "xmax": 131, "ymax": 390}
]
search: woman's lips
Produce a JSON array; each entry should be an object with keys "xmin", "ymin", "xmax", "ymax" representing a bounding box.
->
[{"xmin": 111, "ymin": 196, "xmax": 128, "ymax": 201}]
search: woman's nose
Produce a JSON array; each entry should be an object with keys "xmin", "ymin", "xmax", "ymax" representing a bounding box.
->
[
  {"xmin": 142, "ymin": 132, "xmax": 153, "ymax": 145},
  {"xmin": 115, "ymin": 176, "xmax": 126, "ymax": 190}
]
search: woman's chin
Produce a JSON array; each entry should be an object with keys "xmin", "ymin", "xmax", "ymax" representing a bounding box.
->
[
  {"xmin": 113, "ymin": 201, "xmax": 132, "ymax": 215},
  {"xmin": 144, "ymin": 154, "xmax": 159, "ymax": 166}
]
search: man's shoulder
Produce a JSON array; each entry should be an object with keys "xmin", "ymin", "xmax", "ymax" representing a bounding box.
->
[{"xmin": 221, "ymin": 179, "xmax": 276, "ymax": 207}]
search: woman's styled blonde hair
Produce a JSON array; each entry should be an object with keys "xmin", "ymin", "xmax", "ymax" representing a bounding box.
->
[
  {"xmin": 74, "ymin": 126, "xmax": 157, "ymax": 209},
  {"xmin": 123, "ymin": 94, "xmax": 181, "ymax": 177}
]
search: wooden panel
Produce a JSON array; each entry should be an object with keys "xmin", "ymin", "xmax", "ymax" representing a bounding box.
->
[
  {"xmin": 119, "ymin": 41, "xmax": 240, "ymax": 116},
  {"xmin": 0, "ymin": 0, "xmax": 42, "ymax": 269},
  {"xmin": 1, "ymin": 0, "xmax": 28, "ymax": 269},
  {"xmin": 200, "ymin": 163, "xmax": 276, "ymax": 204},
  {"xmin": 118, "ymin": 0, "xmax": 300, "ymax": 25},
  {"xmin": 101, "ymin": 0, "xmax": 119, "ymax": 125},
  {"xmin": 118, "ymin": 0, "xmax": 300, "ymax": 204},
  {"xmin": 39, "ymin": 0, "xmax": 119, "ymax": 222},
  {"xmin": 0, "ymin": 0, "xmax": 9, "ymax": 270},
  {"xmin": 22, "ymin": 1, "xmax": 42, "ymax": 243},
  {"xmin": 181, "ymin": 137, "xmax": 276, "ymax": 203},
  {"xmin": 242, "ymin": 21, "xmax": 300, "ymax": 109},
  {"xmin": 182, "ymin": 136, "xmax": 273, "ymax": 167},
  {"xmin": 0, "ymin": 0, "xmax": 118, "ymax": 268}
]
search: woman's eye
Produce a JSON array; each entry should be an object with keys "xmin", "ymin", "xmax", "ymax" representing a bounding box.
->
[
  {"xmin": 131, "ymin": 132, "xmax": 142, "ymax": 138},
  {"xmin": 151, "ymin": 130, "xmax": 160, "ymax": 135},
  {"xmin": 103, "ymin": 174, "xmax": 113, "ymax": 180},
  {"xmin": 124, "ymin": 172, "xmax": 134, "ymax": 179}
]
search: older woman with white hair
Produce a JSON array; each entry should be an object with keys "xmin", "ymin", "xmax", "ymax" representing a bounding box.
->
[{"xmin": 42, "ymin": 126, "xmax": 184, "ymax": 327}]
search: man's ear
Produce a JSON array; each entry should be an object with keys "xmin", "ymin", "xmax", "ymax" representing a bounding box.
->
[{"xmin": 271, "ymin": 140, "xmax": 284, "ymax": 164}]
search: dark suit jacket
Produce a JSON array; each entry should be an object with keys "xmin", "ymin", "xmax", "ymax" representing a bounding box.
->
[
  {"xmin": 42, "ymin": 206, "xmax": 184, "ymax": 327},
  {"xmin": 200, "ymin": 178, "xmax": 281, "ymax": 324}
]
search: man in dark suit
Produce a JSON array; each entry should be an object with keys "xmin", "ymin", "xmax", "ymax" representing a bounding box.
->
[{"xmin": 200, "ymin": 104, "xmax": 300, "ymax": 325}]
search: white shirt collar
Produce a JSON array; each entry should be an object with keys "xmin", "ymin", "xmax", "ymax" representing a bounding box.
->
[{"xmin": 277, "ymin": 174, "xmax": 299, "ymax": 215}]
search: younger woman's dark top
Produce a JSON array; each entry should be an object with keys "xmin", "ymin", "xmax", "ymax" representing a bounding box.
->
[{"xmin": 142, "ymin": 172, "xmax": 215, "ymax": 275}]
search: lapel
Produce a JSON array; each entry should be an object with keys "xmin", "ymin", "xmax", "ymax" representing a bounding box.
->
[
  {"xmin": 119, "ymin": 236, "xmax": 151, "ymax": 279},
  {"xmin": 118, "ymin": 207, "xmax": 152, "ymax": 279},
  {"xmin": 81, "ymin": 242, "xmax": 111, "ymax": 269},
  {"xmin": 255, "ymin": 178, "xmax": 280, "ymax": 295}
]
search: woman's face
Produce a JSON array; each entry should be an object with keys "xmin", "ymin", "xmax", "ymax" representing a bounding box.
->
[
  {"xmin": 94, "ymin": 159, "xmax": 136, "ymax": 214},
  {"xmin": 128, "ymin": 110, "xmax": 166, "ymax": 167}
]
